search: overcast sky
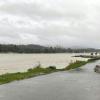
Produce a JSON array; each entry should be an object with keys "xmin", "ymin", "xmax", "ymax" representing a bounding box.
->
[{"xmin": 0, "ymin": 0, "xmax": 100, "ymax": 48}]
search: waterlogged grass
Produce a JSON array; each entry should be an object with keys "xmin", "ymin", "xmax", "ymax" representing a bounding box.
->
[
  {"xmin": 88, "ymin": 57, "xmax": 100, "ymax": 62},
  {"xmin": 65, "ymin": 61, "xmax": 87, "ymax": 70},
  {"xmin": 0, "ymin": 66, "xmax": 58, "ymax": 85},
  {"xmin": 65, "ymin": 57, "xmax": 100, "ymax": 70},
  {"xmin": 0, "ymin": 57, "xmax": 100, "ymax": 85}
]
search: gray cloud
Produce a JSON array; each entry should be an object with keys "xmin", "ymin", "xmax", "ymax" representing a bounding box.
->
[{"xmin": 0, "ymin": 0, "xmax": 100, "ymax": 48}]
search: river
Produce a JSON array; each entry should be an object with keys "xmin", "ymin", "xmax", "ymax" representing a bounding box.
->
[
  {"xmin": 0, "ymin": 53, "xmax": 89, "ymax": 74},
  {"xmin": 0, "ymin": 60, "xmax": 100, "ymax": 100}
]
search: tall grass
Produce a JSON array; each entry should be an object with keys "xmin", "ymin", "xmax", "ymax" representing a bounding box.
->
[
  {"xmin": 0, "ymin": 66, "xmax": 58, "ymax": 85},
  {"xmin": 65, "ymin": 61, "xmax": 87, "ymax": 70}
]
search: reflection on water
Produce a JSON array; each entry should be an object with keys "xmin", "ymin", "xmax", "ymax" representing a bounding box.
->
[
  {"xmin": 0, "ymin": 60, "xmax": 100, "ymax": 100},
  {"xmin": 68, "ymin": 67, "xmax": 87, "ymax": 73},
  {"xmin": 0, "ymin": 53, "xmax": 89, "ymax": 74}
]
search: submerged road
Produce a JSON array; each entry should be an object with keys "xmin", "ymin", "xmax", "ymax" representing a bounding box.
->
[{"xmin": 0, "ymin": 61, "xmax": 100, "ymax": 100}]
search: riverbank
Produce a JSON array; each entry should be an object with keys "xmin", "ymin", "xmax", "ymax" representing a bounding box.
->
[
  {"xmin": 0, "ymin": 57, "xmax": 99, "ymax": 85},
  {"xmin": 74, "ymin": 55, "xmax": 100, "ymax": 58},
  {"xmin": 0, "ymin": 66, "xmax": 59, "ymax": 85}
]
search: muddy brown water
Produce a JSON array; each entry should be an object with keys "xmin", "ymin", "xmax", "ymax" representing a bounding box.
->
[{"xmin": 0, "ymin": 53, "xmax": 89, "ymax": 74}]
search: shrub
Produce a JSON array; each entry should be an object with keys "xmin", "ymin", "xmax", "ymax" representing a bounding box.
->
[
  {"xmin": 48, "ymin": 66, "xmax": 56, "ymax": 70},
  {"xmin": 28, "ymin": 68, "xmax": 33, "ymax": 72}
]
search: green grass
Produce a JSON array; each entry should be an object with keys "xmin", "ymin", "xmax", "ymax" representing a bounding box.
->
[
  {"xmin": 0, "ymin": 57, "xmax": 100, "ymax": 85},
  {"xmin": 65, "ymin": 57, "xmax": 100, "ymax": 70},
  {"xmin": 0, "ymin": 66, "xmax": 58, "ymax": 85},
  {"xmin": 65, "ymin": 61, "xmax": 87, "ymax": 70}
]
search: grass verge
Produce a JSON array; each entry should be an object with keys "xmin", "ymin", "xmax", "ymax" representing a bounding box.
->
[
  {"xmin": 0, "ymin": 66, "xmax": 58, "ymax": 85},
  {"xmin": 65, "ymin": 57, "xmax": 100, "ymax": 70},
  {"xmin": 65, "ymin": 61, "xmax": 87, "ymax": 70}
]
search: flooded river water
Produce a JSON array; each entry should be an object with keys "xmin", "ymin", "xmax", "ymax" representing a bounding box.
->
[{"xmin": 0, "ymin": 53, "xmax": 88, "ymax": 74}]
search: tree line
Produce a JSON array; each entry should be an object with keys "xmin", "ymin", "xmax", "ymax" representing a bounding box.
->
[{"xmin": 0, "ymin": 44, "xmax": 99, "ymax": 53}]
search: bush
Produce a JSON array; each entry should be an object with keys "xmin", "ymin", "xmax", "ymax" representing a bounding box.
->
[
  {"xmin": 48, "ymin": 66, "xmax": 56, "ymax": 70},
  {"xmin": 28, "ymin": 68, "xmax": 33, "ymax": 72}
]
